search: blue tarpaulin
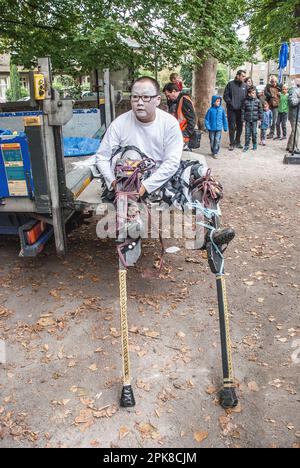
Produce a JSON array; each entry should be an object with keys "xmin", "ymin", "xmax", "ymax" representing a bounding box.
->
[
  {"xmin": 0, "ymin": 128, "xmax": 13, "ymax": 136},
  {"xmin": 0, "ymin": 129, "xmax": 100, "ymax": 157},
  {"xmin": 63, "ymin": 137, "xmax": 100, "ymax": 157}
]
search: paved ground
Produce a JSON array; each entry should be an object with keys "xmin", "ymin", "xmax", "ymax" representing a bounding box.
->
[{"xmin": 0, "ymin": 132, "xmax": 299, "ymax": 448}]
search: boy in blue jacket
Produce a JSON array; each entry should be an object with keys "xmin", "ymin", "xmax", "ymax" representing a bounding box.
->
[
  {"xmin": 260, "ymin": 101, "xmax": 273, "ymax": 146},
  {"xmin": 205, "ymin": 95, "xmax": 228, "ymax": 158}
]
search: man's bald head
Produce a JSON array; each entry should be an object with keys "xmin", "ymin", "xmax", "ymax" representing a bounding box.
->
[
  {"xmin": 270, "ymin": 75, "xmax": 278, "ymax": 85},
  {"xmin": 130, "ymin": 76, "xmax": 161, "ymax": 123},
  {"xmin": 132, "ymin": 76, "xmax": 160, "ymax": 95}
]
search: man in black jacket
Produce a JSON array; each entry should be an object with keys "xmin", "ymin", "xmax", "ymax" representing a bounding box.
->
[
  {"xmin": 224, "ymin": 70, "xmax": 247, "ymax": 150},
  {"xmin": 163, "ymin": 83, "xmax": 196, "ymax": 149}
]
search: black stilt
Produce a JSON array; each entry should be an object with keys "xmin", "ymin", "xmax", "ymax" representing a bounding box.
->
[{"xmin": 207, "ymin": 239, "xmax": 238, "ymax": 409}]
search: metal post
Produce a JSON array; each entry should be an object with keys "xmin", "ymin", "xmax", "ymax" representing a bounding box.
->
[
  {"xmin": 154, "ymin": 39, "xmax": 158, "ymax": 82},
  {"xmin": 291, "ymin": 101, "xmax": 300, "ymax": 156},
  {"xmin": 110, "ymin": 84, "xmax": 116, "ymax": 121},
  {"xmin": 95, "ymin": 68, "xmax": 102, "ymax": 129},
  {"xmin": 104, "ymin": 68, "xmax": 112, "ymax": 128},
  {"xmin": 38, "ymin": 57, "xmax": 67, "ymax": 256}
]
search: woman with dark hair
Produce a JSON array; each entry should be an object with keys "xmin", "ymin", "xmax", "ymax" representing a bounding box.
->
[{"xmin": 245, "ymin": 77, "xmax": 253, "ymax": 88}]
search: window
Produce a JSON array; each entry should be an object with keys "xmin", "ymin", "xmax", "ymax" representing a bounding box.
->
[
  {"xmin": 19, "ymin": 76, "xmax": 29, "ymax": 89},
  {"xmin": 259, "ymin": 79, "xmax": 264, "ymax": 85},
  {"xmin": 0, "ymin": 76, "xmax": 9, "ymax": 100}
]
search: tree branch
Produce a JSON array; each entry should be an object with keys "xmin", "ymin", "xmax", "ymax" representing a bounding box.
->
[{"xmin": 0, "ymin": 18, "xmax": 64, "ymax": 32}]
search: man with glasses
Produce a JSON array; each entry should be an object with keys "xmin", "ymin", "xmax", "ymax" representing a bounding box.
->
[
  {"xmin": 96, "ymin": 76, "xmax": 183, "ymax": 198},
  {"xmin": 96, "ymin": 76, "xmax": 234, "ymax": 249}
]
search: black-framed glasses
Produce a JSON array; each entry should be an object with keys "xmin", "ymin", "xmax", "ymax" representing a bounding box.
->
[{"xmin": 130, "ymin": 94, "xmax": 159, "ymax": 102}]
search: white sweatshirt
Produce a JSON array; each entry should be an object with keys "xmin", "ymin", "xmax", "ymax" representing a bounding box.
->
[{"xmin": 96, "ymin": 108, "xmax": 183, "ymax": 193}]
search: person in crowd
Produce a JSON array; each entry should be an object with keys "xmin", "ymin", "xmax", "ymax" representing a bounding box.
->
[
  {"xmin": 257, "ymin": 89, "xmax": 266, "ymax": 107},
  {"xmin": 241, "ymin": 86, "xmax": 263, "ymax": 152},
  {"xmin": 169, "ymin": 73, "xmax": 183, "ymax": 92},
  {"xmin": 204, "ymin": 95, "xmax": 228, "ymax": 159},
  {"xmin": 223, "ymin": 69, "xmax": 247, "ymax": 151},
  {"xmin": 287, "ymin": 78, "xmax": 300, "ymax": 154},
  {"xmin": 245, "ymin": 77, "xmax": 253, "ymax": 88},
  {"xmin": 163, "ymin": 82, "xmax": 196, "ymax": 149},
  {"xmin": 275, "ymin": 84, "xmax": 289, "ymax": 140},
  {"xmin": 260, "ymin": 101, "xmax": 273, "ymax": 146},
  {"xmin": 264, "ymin": 75, "xmax": 282, "ymax": 138}
]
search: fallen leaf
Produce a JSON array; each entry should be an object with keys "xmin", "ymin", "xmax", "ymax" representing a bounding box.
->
[
  {"xmin": 90, "ymin": 440, "xmax": 100, "ymax": 447},
  {"xmin": 219, "ymin": 415, "xmax": 232, "ymax": 435},
  {"xmin": 177, "ymin": 331, "xmax": 186, "ymax": 339},
  {"xmin": 37, "ymin": 316, "xmax": 55, "ymax": 327},
  {"xmin": 136, "ymin": 379, "xmax": 150, "ymax": 392},
  {"xmin": 194, "ymin": 431, "xmax": 208, "ymax": 443},
  {"xmin": 248, "ymin": 381, "xmax": 259, "ymax": 392},
  {"xmin": 93, "ymin": 404, "xmax": 118, "ymax": 419},
  {"xmin": 88, "ymin": 364, "xmax": 98, "ymax": 372},
  {"xmin": 143, "ymin": 330, "xmax": 160, "ymax": 338},
  {"xmin": 119, "ymin": 426, "xmax": 130, "ymax": 440},
  {"xmin": 206, "ymin": 385, "xmax": 217, "ymax": 395},
  {"xmin": 137, "ymin": 422, "xmax": 158, "ymax": 439},
  {"xmin": 0, "ymin": 306, "xmax": 12, "ymax": 318},
  {"xmin": 75, "ymin": 408, "xmax": 93, "ymax": 424},
  {"xmin": 277, "ymin": 337, "xmax": 287, "ymax": 343},
  {"xmin": 110, "ymin": 327, "xmax": 121, "ymax": 338},
  {"xmin": 226, "ymin": 402, "xmax": 242, "ymax": 414},
  {"xmin": 69, "ymin": 386, "xmax": 78, "ymax": 393}
]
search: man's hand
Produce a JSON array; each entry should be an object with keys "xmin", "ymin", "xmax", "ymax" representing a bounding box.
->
[
  {"xmin": 111, "ymin": 180, "xmax": 117, "ymax": 191},
  {"xmin": 139, "ymin": 184, "xmax": 146, "ymax": 198}
]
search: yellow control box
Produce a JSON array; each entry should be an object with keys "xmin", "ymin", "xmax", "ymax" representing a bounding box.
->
[{"xmin": 34, "ymin": 73, "xmax": 46, "ymax": 100}]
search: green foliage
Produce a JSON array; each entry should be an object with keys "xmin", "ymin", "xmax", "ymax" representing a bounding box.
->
[
  {"xmin": 9, "ymin": 63, "xmax": 22, "ymax": 101},
  {"xmin": 216, "ymin": 64, "xmax": 229, "ymax": 88},
  {"xmin": 180, "ymin": 64, "xmax": 193, "ymax": 88},
  {"xmin": 6, "ymin": 86, "xmax": 28, "ymax": 102},
  {"xmin": 247, "ymin": 0, "xmax": 300, "ymax": 60},
  {"xmin": 0, "ymin": 0, "xmax": 251, "ymax": 75},
  {"xmin": 0, "ymin": 0, "xmax": 138, "ymax": 74},
  {"xmin": 53, "ymin": 76, "xmax": 82, "ymax": 99}
]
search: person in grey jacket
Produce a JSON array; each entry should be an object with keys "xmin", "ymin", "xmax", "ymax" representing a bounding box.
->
[
  {"xmin": 223, "ymin": 70, "xmax": 247, "ymax": 151},
  {"xmin": 287, "ymin": 78, "xmax": 300, "ymax": 154}
]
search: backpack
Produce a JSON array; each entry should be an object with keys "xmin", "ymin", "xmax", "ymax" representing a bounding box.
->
[{"xmin": 188, "ymin": 129, "xmax": 201, "ymax": 149}]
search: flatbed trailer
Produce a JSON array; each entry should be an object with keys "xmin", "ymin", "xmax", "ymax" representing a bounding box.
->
[{"xmin": 0, "ymin": 57, "xmax": 110, "ymax": 257}]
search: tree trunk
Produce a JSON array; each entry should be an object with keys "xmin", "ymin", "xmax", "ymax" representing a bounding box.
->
[{"xmin": 193, "ymin": 54, "xmax": 218, "ymax": 130}]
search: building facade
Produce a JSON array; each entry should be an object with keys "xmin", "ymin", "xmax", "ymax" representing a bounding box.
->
[
  {"xmin": 230, "ymin": 51, "xmax": 290, "ymax": 86},
  {"xmin": 0, "ymin": 53, "xmax": 130, "ymax": 102},
  {"xmin": 0, "ymin": 54, "xmax": 31, "ymax": 102}
]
